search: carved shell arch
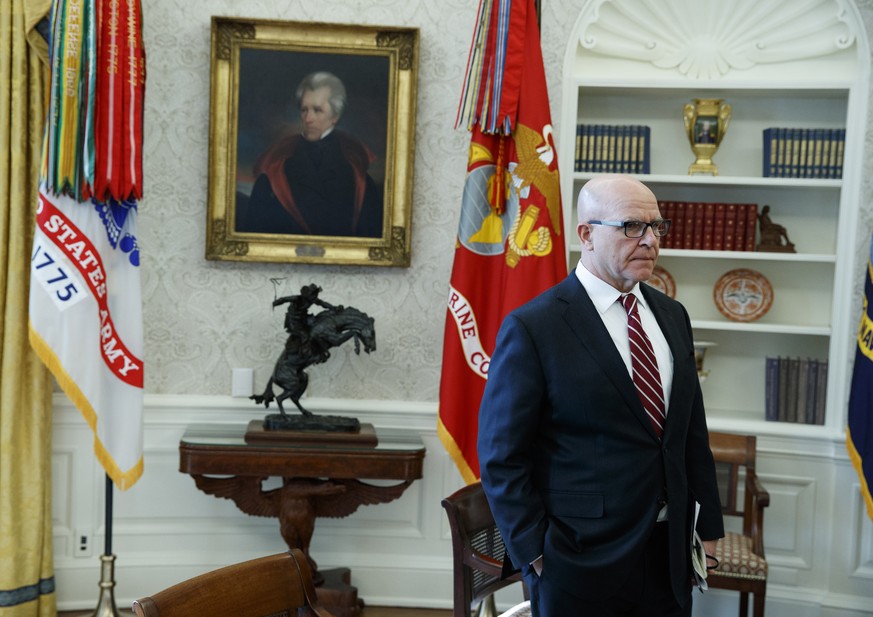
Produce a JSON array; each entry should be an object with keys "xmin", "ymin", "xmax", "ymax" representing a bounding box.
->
[{"xmin": 578, "ymin": 0, "xmax": 857, "ymax": 79}]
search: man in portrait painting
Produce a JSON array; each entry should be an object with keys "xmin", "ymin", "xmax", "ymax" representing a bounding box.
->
[
  {"xmin": 694, "ymin": 118, "xmax": 717, "ymax": 144},
  {"xmin": 241, "ymin": 71, "xmax": 384, "ymax": 238}
]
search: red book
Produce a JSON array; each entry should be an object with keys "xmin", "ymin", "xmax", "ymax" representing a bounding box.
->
[
  {"xmin": 692, "ymin": 203, "xmax": 706, "ymax": 249},
  {"xmin": 734, "ymin": 205, "xmax": 747, "ymax": 251},
  {"xmin": 702, "ymin": 202, "xmax": 716, "ymax": 250},
  {"xmin": 683, "ymin": 201, "xmax": 696, "ymax": 250},
  {"xmin": 672, "ymin": 201, "xmax": 687, "ymax": 249},
  {"xmin": 745, "ymin": 204, "xmax": 759, "ymax": 251},
  {"xmin": 723, "ymin": 203, "xmax": 738, "ymax": 251},
  {"xmin": 658, "ymin": 201, "xmax": 673, "ymax": 249},
  {"xmin": 713, "ymin": 203, "xmax": 726, "ymax": 251}
]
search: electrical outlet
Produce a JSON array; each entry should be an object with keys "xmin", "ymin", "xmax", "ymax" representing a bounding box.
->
[
  {"xmin": 232, "ymin": 368, "xmax": 254, "ymax": 397},
  {"xmin": 75, "ymin": 530, "xmax": 92, "ymax": 557}
]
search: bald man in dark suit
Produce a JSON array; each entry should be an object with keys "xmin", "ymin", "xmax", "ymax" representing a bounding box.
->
[{"xmin": 478, "ymin": 175, "xmax": 724, "ymax": 617}]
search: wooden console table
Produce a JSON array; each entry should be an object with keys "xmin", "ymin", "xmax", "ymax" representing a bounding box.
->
[{"xmin": 178, "ymin": 423, "xmax": 426, "ymax": 617}]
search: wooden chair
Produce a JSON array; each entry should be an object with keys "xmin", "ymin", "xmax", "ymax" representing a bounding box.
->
[
  {"xmin": 442, "ymin": 481, "xmax": 526, "ymax": 617},
  {"xmin": 131, "ymin": 548, "xmax": 336, "ymax": 617},
  {"xmin": 707, "ymin": 431, "xmax": 770, "ymax": 617}
]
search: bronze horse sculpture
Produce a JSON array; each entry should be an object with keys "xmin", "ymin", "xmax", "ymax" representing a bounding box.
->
[{"xmin": 251, "ymin": 285, "xmax": 376, "ymax": 419}]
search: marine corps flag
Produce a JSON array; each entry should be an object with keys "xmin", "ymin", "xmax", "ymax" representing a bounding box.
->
[
  {"xmin": 438, "ymin": 0, "xmax": 567, "ymax": 483},
  {"xmin": 29, "ymin": 0, "xmax": 145, "ymax": 489},
  {"xmin": 848, "ymin": 234, "xmax": 873, "ymax": 520}
]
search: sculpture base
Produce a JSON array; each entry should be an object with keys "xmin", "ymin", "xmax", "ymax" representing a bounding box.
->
[
  {"xmin": 688, "ymin": 161, "xmax": 718, "ymax": 175},
  {"xmin": 263, "ymin": 413, "xmax": 361, "ymax": 432},
  {"xmin": 756, "ymin": 243, "xmax": 796, "ymax": 253},
  {"xmin": 244, "ymin": 420, "xmax": 378, "ymax": 447},
  {"xmin": 316, "ymin": 568, "xmax": 363, "ymax": 617}
]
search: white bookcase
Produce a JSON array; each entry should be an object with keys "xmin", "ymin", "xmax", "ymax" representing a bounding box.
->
[{"xmin": 559, "ymin": 0, "xmax": 868, "ymax": 436}]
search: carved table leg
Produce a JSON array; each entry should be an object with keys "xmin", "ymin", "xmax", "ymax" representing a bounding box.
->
[
  {"xmin": 316, "ymin": 568, "xmax": 364, "ymax": 617},
  {"xmin": 191, "ymin": 474, "xmax": 413, "ymax": 617},
  {"xmin": 277, "ymin": 479, "xmax": 329, "ymax": 583}
]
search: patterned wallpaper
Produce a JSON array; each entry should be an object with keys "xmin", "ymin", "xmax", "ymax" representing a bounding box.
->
[
  {"xmin": 139, "ymin": 0, "xmax": 873, "ymax": 400},
  {"xmin": 141, "ymin": 0, "xmax": 536, "ymax": 399}
]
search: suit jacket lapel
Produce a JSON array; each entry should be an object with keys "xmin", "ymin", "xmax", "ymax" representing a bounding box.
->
[{"xmin": 555, "ymin": 275, "xmax": 649, "ymax": 427}]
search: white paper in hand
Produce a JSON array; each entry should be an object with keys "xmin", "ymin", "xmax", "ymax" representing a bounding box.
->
[{"xmin": 691, "ymin": 501, "xmax": 709, "ymax": 591}]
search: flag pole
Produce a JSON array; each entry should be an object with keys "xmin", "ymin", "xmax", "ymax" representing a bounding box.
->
[{"xmin": 89, "ymin": 474, "xmax": 133, "ymax": 617}]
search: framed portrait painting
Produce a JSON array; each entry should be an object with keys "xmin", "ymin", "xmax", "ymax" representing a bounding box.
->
[{"xmin": 206, "ymin": 18, "xmax": 419, "ymax": 266}]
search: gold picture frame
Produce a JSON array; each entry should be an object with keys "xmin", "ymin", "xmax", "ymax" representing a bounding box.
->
[{"xmin": 206, "ymin": 17, "xmax": 419, "ymax": 266}]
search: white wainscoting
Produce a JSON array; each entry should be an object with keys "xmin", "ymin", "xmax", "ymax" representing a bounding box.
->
[{"xmin": 51, "ymin": 394, "xmax": 873, "ymax": 616}]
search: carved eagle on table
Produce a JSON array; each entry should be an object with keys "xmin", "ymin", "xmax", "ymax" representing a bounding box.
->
[{"xmin": 192, "ymin": 475, "xmax": 413, "ymax": 519}]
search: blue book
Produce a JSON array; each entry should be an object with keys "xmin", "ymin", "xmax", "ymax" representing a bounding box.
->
[
  {"xmin": 814, "ymin": 360, "xmax": 828, "ymax": 425},
  {"xmin": 574, "ymin": 124, "xmax": 583, "ymax": 172},
  {"xmin": 617, "ymin": 125, "xmax": 630, "ymax": 173},
  {"xmin": 804, "ymin": 358, "xmax": 818, "ymax": 424},
  {"xmin": 630, "ymin": 125, "xmax": 641, "ymax": 174},
  {"xmin": 801, "ymin": 128, "xmax": 814, "ymax": 178},
  {"xmin": 606, "ymin": 125, "xmax": 617, "ymax": 173},
  {"xmin": 775, "ymin": 127, "xmax": 787, "ymax": 177},
  {"xmin": 592, "ymin": 124, "xmax": 605, "ymax": 173},
  {"xmin": 789, "ymin": 128, "xmax": 802, "ymax": 178},
  {"xmin": 826, "ymin": 128, "xmax": 841, "ymax": 179},
  {"xmin": 820, "ymin": 129, "xmax": 833, "ymax": 179},
  {"xmin": 797, "ymin": 129, "xmax": 807, "ymax": 178},
  {"xmin": 582, "ymin": 124, "xmax": 594, "ymax": 172},
  {"xmin": 809, "ymin": 129, "xmax": 825, "ymax": 178},
  {"xmin": 765, "ymin": 356, "xmax": 780, "ymax": 421},
  {"xmin": 835, "ymin": 128, "xmax": 846, "ymax": 179},
  {"xmin": 640, "ymin": 125, "xmax": 651, "ymax": 174},
  {"xmin": 762, "ymin": 128, "xmax": 775, "ymax": 177}
]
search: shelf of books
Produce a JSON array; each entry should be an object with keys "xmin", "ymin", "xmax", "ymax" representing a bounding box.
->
[
  {"xmin": 567, "ymin": 182, "xmax": 841, "ymax": 258},
  {"xmin": 560, "ymin": 37, "xmax": 862, "ymax": 435}
]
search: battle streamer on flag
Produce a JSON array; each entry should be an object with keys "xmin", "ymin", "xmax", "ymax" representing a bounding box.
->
[
  {"xmin": 437, "ymin": 0, "xmax": 567, "ymax": 483},
  {"xmin": 29, "ymin": 0, "xmax": 146, "ymax": 490}
]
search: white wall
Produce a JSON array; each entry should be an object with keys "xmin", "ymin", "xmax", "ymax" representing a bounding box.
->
[{"xmin": 51, "ymin": 0, "xmax": 873, "ymax": 615}]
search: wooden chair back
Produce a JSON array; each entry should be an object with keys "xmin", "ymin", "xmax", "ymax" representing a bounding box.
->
[
  {"xmin": 442, "ymin": 481, "xmax": 525, "ymax": 617},
  {"xmin": 132, "ymin": 548, "xmax": 335, "ymax": 617},
  {"xmin": 707, "ymin": 431, "xmax": 770, "ymax": 617}
]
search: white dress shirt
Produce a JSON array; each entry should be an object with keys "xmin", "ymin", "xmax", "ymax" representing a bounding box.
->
[{"xmin": 574, "ymin": 260, "xmax": 674, "ymax": 413}]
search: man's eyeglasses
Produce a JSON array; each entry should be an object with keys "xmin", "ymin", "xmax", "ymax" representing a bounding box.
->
[{"xmin": 587, "ymin": 219, "xmax": 672, "ymax": 238}]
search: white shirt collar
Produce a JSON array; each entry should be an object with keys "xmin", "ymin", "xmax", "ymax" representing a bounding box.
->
[
  {"xmin": 574, "ymin": 260, "xmax": 649, "ymax": 315},
  {"xmin": 303, "ymin": 127, "xmax": 335, "ymax": 140}
]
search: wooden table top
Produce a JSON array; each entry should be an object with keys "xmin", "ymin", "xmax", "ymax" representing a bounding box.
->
[{"xmin": 179, "ymin": 423, "xmax": 426, "ymax": 480}]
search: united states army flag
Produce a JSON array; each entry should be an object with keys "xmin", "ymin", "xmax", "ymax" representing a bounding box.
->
[{"xmin": 29, "ymin": 0, "xmax": 145, "ymax": 490}]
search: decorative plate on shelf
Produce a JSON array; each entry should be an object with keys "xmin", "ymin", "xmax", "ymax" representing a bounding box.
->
[
  {"xmin": 647, "ymin": 265, "xmax": 676, "ymax": 298},
  {"xmin": 713, "ymin": 268, "xmax": 773, "ymax": 322}
]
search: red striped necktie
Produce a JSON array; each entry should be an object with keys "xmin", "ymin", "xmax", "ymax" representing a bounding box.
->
[{"xmin": 620, "ymin": 294, "xmax": 666, "ymax": 438}]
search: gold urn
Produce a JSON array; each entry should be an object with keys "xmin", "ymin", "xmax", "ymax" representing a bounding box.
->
[{"xmin": 683, "ymin": 98, "xmax": 732, "ymax": 175}]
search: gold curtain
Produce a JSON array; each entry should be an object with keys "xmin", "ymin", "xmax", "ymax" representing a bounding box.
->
[{"xmin": 0, "ymin": 0, "xmax": 55, "ymax": 615}]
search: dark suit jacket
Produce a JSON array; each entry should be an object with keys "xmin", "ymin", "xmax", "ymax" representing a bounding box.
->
[
  {"xmin": 477, "ymin": 273, "xmax": 724, "ymax": 605},
  {"xmin": 242, "ymin": 131, "xmax": 383, "ymax": 237}
]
